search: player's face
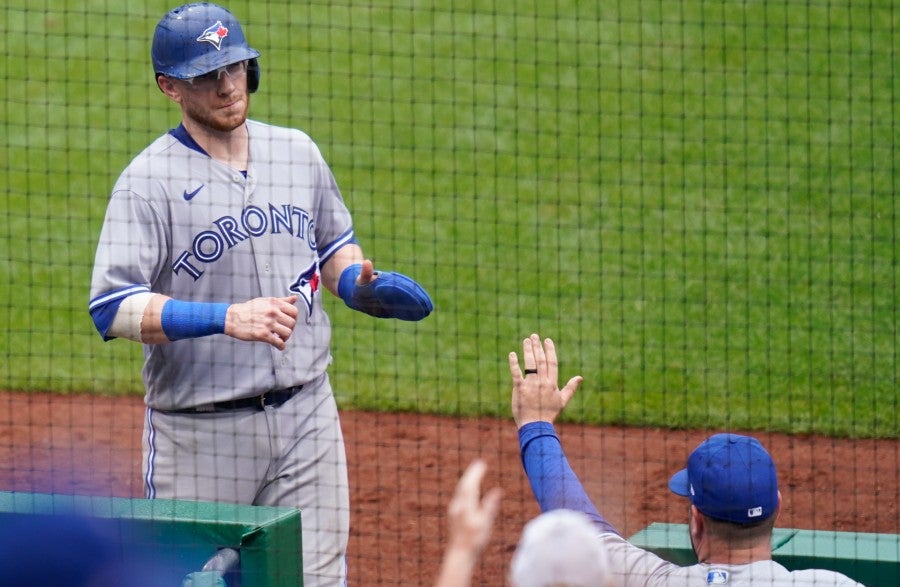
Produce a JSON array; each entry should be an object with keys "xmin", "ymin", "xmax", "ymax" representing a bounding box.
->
[{"xmin": 173, "ymin": 61, "xmax": 250, "ymax": 132}]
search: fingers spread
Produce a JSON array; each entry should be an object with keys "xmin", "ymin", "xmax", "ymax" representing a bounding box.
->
[
  {"xmin": 559, "ymin": 375, "xmax": 583, "ymax": 407},
  {"xmin": 543, "ymin": 337, "xmax": 559, "ymax": 380},
  {"xmin": 508, "ymin": 351, "xmax": 523, "ymax": 383},
  {"xmin": 522, "ymin": 334, "xmax": 538, "ymax": 373},
  {"xmin": 529, "ymin": 333, "xmax": 546, "ymax": 373}
]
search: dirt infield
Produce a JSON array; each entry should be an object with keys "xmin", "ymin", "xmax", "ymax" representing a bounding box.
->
[{"xmin": 1, "ymin": 392, "xmax": 896, "ymax": 585}]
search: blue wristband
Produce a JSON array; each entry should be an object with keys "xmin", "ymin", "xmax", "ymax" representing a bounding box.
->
[
  {"xmin": 160, "ymin": 300, "xmax": 229, "ymax": 341},
  {"xmin": 338, "ymin": 264, "xmax": 363, "ymax": 306}
]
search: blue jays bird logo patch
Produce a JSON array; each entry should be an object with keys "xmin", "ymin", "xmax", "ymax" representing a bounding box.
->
[
  {"xmin": 197, "ymin": 21, "xmax": 228, "ymax": 50},
  {"xmin": 290, "ymin": 259, "xmax": 320, "ymax": 323}
]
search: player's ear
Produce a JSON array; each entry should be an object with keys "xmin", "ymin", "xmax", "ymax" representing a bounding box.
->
[{"xmin": 156, "ymin": 75, "xmax": 182, "ymax": 102}]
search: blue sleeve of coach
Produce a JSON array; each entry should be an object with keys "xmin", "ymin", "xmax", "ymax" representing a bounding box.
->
[{"xmin": 518, "ymin": 421, "xmax": 621, "ymax": 536}]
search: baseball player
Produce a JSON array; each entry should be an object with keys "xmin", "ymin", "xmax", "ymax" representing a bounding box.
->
[
  {"xmin": 508, "ymin": 333, "xmax": 863, "ymax": 586},
  {"xmin": 88, "ymin": 3, "xmax": 432, "ymax": 585}
]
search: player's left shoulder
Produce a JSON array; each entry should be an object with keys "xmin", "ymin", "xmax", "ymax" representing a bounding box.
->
[
  {"xmin": 246, "ymin": 119, "xmax": 318, "ymax": 156},
  {"xmin": 247, "ymin": 119, "xmax": 313, "ymax": 142}
]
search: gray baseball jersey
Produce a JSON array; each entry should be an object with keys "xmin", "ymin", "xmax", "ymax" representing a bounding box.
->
[
  {"xmin": 89, "ymin": 119, "xmax": 355, "ymax": 586},
  {"xmin": 90, "ymin": 119, "xmax": 354, "ymax": 410},
  {"xmin": 598, "ymin": 532, "xmax": 863, "ymax": 586}
]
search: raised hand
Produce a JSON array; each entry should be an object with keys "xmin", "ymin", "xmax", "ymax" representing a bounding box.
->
[
  {"xmin": 435, "ymin": 459, "xmax": 502, "ymax": 587},
  {"xmin": 508, "ymin": 333, "xmax": 583, "ymax": 428}
]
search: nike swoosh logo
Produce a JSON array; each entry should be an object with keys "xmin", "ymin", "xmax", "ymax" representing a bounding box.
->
[{"xmin": 183, "ymin": 184, "xmax": 205, "ymax": 201}]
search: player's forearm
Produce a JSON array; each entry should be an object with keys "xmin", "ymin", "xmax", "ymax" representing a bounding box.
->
[
  {"xmin": 518, "ymin": 422, "xmax": 620, "ymax": 536},
  {"xmin": 106, "ymin": 292, "xmax": 170, "ymax": 344},
  {"xmin": 116, "ymin": 293, "xmax": 187, "ymax": 344},
  {"xmin": 109, "ymin": 294, "xmax": 230, "ymax": 344},
  {"xmin": 320, "ymin": 243, "xmax": 364, "ymax": 296}
]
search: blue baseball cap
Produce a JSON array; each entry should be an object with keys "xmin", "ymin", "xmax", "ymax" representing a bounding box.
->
[{"xmin": 668, "ymin": 433, "xmax": 778, "ymax": 525}]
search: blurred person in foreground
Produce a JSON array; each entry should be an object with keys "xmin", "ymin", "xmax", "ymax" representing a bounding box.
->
[{"xmin": 435, "ymin": 458, "xmax": 614, "ymax": 587}]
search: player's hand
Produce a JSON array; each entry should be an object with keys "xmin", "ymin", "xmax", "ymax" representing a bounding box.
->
[
  {"xmin": 356, "ymin": 259, "xmax": 377, "ymax": 285},
  {"xmin": 224, "ymin": 296, "xmax": 299, "ymax": 350},
  {"xmin": 337, "ymin": 259, "xmax": 433, "ymax": 321},
  {"xmin": 508, "ymin": 333, "xmax": 583, "ymax": 428}
]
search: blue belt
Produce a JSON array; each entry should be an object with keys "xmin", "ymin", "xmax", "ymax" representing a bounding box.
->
[{"xmin": 176, "ymin": 386, "xmax": 303, "ymax": 413}]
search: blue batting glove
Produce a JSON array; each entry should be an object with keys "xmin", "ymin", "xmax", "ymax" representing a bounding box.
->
[{"xmin": 338, "ymin": 264, "xmax": 433, "ymax": 321}]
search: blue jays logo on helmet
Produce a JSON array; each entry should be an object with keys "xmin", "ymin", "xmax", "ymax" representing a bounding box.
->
[
  {"xmin": 197, "ymin": 20, "xmax": 228, "ymax": 50},
  {"xmin": 289, "ymin": 259, "xmax": 321, "ymax": 323}
]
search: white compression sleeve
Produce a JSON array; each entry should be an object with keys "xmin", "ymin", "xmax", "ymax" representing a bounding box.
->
[{"xmin": 106, "ymin": 292, "xmax": 155, "ymax": 342}]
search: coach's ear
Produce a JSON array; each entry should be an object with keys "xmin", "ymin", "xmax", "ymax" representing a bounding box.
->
[{"xmin": 688, "ymin": 505, "xmax": 709, "ymax": 561}]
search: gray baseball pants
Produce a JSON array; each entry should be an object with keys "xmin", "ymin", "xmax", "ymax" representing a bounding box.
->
[{"xmin": 143, "ymin": 372, "xmax": 349, "ymax": 586}]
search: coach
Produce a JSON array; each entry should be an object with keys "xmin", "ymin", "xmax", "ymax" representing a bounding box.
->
[{"xmin": 508, "ymin": 333, "xmax": 863, "ymax": 586}]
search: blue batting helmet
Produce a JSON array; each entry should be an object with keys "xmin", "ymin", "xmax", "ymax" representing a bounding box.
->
[{"xmin": 151, "ymin": 3, "xmax": 261, "ymax": 92}]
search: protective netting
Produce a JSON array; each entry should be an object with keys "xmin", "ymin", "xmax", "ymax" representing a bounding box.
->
[{"xmin": 1, "ymin": 1, "xmax": 896, "ymax": 585}]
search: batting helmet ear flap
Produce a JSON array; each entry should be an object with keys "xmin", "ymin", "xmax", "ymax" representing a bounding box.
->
[{"xmin": 247, "ymin": 57, "xmax": 261, "ymax": 93}]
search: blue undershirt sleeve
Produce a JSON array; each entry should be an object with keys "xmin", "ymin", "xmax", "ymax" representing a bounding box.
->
[{"xmin": 518, "ymin": 421, "xmax": 621, "ymax": 536}]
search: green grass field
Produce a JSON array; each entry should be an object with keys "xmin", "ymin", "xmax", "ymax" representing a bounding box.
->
[{"xmin": 1, "ymin": 0, "xmax": 896, "ymax": 438}]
